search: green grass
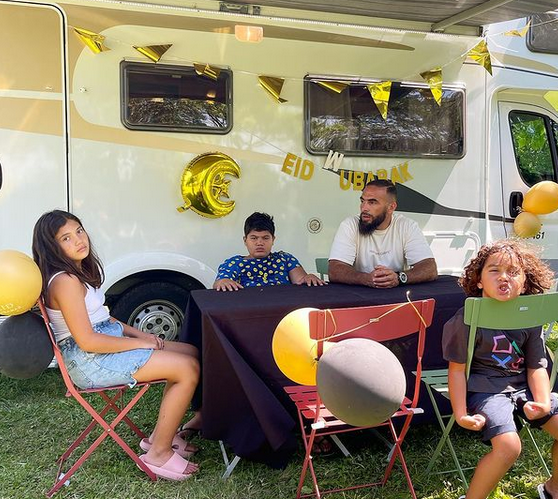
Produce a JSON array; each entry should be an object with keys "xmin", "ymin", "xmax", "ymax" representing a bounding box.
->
[{"xmin": 0, "ymin": 369, "xmax": 555, "ymax": 499}]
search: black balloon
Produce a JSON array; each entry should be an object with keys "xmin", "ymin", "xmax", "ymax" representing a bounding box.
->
[
  {"xmin": 0, "ymin": 311, "xmax": 54, "ymax": 379},
  {"xmin": 317, "ymin": 338, "xmax": 406, "ymax": 427}
]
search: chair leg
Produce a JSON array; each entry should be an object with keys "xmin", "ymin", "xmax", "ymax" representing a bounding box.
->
[
  {"xmin": 424, "ymin": 385, "xmax": 469, "ymax": 486},
  {"xmin": 47, "ymin": 384, "xmax": 155, "ymax": 497},
  {"xmin": 219, "ymin": 440, "xmax": 241, "ymax": 479},
  {"xmin": 381, "ymin": 416, "xmax": 417, "ymax": 499},
  {"xmin": 426, "ymin": 413, "xmax": 469, "ymax": 486},
  {"xmin": 57, "ymin": 389, "xmax": 128, "ymax": 464},
  {"xmin": 99, "ymin": 389, "xmax": 147, "ymax": 438},
  {"xmin": 330, "ymin": 434, "xmax": 351, "ymax": 457},
  {"xmin": 523, "ymin": 425, "xmax": 551, "ymax": 477},
  {"xmin": 295, "ymin": 411, "xmax": 322, "ymax": 499}
]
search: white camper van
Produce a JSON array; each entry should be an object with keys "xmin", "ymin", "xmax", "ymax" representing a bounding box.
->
[{"xmin": 1, "ymin": 0, "xmax": 558, "ymax": 339}]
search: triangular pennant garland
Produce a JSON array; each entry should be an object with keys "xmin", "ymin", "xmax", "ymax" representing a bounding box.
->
[
  {"xmin": 73, "ymin": 27, "xmax": 110, "ymax": 54},
  {"xmin": 258, "ymin": 76, "xmax": 287, "ymax": 103},
  {"xmin": 544, "ymin": 91, "xmax": 558, "ymax": 112},
  {"xmin": 367, "ymin": 81, "xmax": 392, "ymax": 120},
  {"xmin": 468, "ymin": 39, "xmax": 492, "ymax": 75},
  {"xmin": 194, "ymin": 63, "xmax": 221, "ymax": 81},
  {"xmin": 505, "ymin": 21, "xmax": 531, "ymax": 37},
  {"xmin": 133, "ymin": 44, "xmax": 172, "ymax": 62},
  {"xmin": 420, "ymin": 67, "xmax": 443, "ymax": 106},
  {"xmin": 317, "ymin": 81, "xmax": 349, "ymax": 94}
]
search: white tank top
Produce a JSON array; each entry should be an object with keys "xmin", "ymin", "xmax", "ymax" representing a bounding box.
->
[{"xmin": 45, "ymin": 272, "xmax": 110, "ymax": 343}]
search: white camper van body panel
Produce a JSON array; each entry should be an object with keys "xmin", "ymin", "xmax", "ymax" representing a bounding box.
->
[
  {"xmin": 0, "ymin": 2, "xmax": 68, "ymax": 253},
  {"xmin": 2, "ymin": 0, "xmax": 558, "ymax": 336}
]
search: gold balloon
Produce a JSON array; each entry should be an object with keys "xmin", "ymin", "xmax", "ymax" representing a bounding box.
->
[
  {"xmin": 513, "ymin": 211, "xmax": 541, "ymax": 238},
  {"xmin": 522, "ymin": 181, "xmax": 558, "ymax": 215},
  {"xmin": 0, "ymin": 250, "xmax": 42, "ymax": 316},
  {"xmin": 272, "ymin": 308, "xmax": 332, "ymax": 386},
  {"xmin": 177, "ymin": 152, "xmax": 241, "ymax": 218}
]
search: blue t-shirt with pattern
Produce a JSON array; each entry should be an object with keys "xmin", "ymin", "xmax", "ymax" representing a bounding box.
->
[{"xmin": 215, "ymin": 251, "xmax": 301, "ymax": 287}]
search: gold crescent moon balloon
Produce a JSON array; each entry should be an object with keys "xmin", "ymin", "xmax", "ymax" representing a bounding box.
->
[{"xmin": 177, "ymin": 152, "xmax": 241, "ymax": 218}]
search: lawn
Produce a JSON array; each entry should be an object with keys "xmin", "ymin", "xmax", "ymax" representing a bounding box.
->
[{"xmin": 0, "ymin": 369, "xmax": 553, "ymax": 499}]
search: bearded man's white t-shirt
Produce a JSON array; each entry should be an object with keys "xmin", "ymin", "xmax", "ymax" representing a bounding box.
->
[{"xmin": 329, "ymin": 214, "xmax": 433, "ymax": 273}]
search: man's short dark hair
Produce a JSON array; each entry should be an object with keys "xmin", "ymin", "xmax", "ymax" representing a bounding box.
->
[
  {"xmin": 244, "ymin": 212, "xmax": 275, "ymax": 237},
  {"xmin": 364, "ymin": 179, "xmax": 397, "ymax": 199}
]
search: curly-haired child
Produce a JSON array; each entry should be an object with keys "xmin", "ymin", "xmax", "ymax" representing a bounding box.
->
[{"xmin": 442, "ymin": 239, "xmax": 557, "ymax": 499}]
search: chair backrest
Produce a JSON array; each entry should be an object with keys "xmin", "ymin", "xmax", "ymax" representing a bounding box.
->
[
  {"xmin": 309, "ymin": 299, "xmax": 435, "ymax": 407},
  {"xmin": 463, "ymin": 293, "xmax": 558, "ymax": 378},
  {"xmin": 36, "ymin": 298, "xmax": 82, "ymax": 397},
  {"xmin": 315, "ymin": 258, "xmax": 329, "ymax": 279},
  {"xmin": 309, "ymin": 299, "xmax": 435, "ymax": 344}
]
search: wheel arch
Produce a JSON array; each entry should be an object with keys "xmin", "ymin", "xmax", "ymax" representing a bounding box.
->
[{"xmin": 103, "ymin": 252, "xmax": 214, "ymax": 305}]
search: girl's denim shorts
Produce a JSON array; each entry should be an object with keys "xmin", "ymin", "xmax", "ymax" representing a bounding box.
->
[{"xmin": 59, "ymin": 320, "xmax": 153, "ymax": 389}]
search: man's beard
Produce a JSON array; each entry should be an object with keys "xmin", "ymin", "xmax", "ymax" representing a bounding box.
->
[{"xmin": 358, "ymin": 210, "xmax": 387, "ymax": 235}]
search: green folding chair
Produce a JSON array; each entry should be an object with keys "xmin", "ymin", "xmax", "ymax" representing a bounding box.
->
[
  {"xmin": 315, "ymin": 258, "xmax": 329, "ymax": 280},
  {"xmin": 425, "ymin": 293, "xmax": 558, "ymax": 484}
]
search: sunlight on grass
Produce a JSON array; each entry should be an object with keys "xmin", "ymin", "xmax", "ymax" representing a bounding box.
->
[{"xmin": 0, "ymin": 369, "xmax": 553, "ymax": 499}]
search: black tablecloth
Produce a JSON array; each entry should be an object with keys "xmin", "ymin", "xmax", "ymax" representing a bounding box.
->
[{"xmin": 179, "ymin": 275, "xmax": 466, "ymax": 467}]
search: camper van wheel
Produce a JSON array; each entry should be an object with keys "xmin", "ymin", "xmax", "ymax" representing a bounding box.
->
[{"xmin": 111, "ymin": 282, "xmax": 188, "ymax": 341}]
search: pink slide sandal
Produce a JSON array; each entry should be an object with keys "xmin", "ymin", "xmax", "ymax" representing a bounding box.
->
[
  {"xmin": 139, "ymin": 452, "xmax": 198, "ymax": 481},
  {"xmin": 139, "ymin": 434, "xmax": 198, "ymax": 459}
]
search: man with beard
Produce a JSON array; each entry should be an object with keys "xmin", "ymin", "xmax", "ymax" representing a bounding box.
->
[{"xmin": 328, "ymin": 179, "xmax": 437, "ymax": 288}]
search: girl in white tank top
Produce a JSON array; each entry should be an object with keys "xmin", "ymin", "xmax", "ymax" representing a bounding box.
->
[{"xmin": 33, "ymin": 210, "xmax": 201, "ymax": 481}]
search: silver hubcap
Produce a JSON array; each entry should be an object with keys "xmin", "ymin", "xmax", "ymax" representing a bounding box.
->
[{"xmin": 130, "ymin": 300, "xmax": 183, "ymax": 341}]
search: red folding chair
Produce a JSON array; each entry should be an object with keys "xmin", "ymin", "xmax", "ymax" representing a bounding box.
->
[
  {"xmin": 284, "ymin": 298, "xmax": 435, "ymax": 499},
  {"xmin": 36, "ymin": 299, "xmax": 163, "ymax": 497}
]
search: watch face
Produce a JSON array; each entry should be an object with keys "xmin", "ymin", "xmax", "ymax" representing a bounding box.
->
[{"xmin": 399, "ymin": 272, "xmax": 408, "ymax": 284}]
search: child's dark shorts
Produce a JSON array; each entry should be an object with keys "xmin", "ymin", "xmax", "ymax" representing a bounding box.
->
[{"xmin": 468, "ymin": 389, "xmax": 558, "ymax": 443}]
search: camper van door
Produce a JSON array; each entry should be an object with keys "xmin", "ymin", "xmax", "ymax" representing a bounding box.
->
[{"xmin": 498, "ymin": 99, "xmax": 558, "ymax": 270}]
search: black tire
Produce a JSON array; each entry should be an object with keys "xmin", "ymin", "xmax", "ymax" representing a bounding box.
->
[{"xmin": 111, "ymin": 282, "xmax": 189, "ymax": 341}]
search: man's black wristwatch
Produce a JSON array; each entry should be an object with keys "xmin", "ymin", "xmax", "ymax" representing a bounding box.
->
[{"xmin": 397, "ymin": 271, "xmax": 408, "ymax": 285}]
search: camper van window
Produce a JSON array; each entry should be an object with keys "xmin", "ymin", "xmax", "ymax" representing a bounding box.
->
[
  {"xmin": 509, "ymin": 111, "xmax": 558, "ymax": 185},
  {"xmin": 121, "ymin": 62, "xmax": 232, "ymax": 133},
  {"xmin": 304, "ymin": 77, "xmax": 464, "ymax": 158},
  {"xmin": 527, "ymin": 13, "xmax": 558, "ymax": 54}
]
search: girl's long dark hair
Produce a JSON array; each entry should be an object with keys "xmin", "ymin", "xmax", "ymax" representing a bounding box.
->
[{"xmin": 32, "ymin": 210, "xmax": 104, "ymax": 294}]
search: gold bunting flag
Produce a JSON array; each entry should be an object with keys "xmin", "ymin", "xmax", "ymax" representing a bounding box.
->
[
  {"xmin": 73, "ymin": 27, "xmax": 110, "ymax": 54},
  {"xmin": 468, "ymin": 39, "xmax": 492, "ymax": 75},
  {"xmin": 194, "ymin": 63, "xmax": 221, "ymax": 81},
  {"xmin": 367, "ymin": 81, "xmax": 392, "ymax": 120},
  {"xmin": 258, "ymin": 76, "xmax": 287, "ymax": 103},
  {"xmin": 544, "ymin": 91, "xmax": 558, "ymax": 112},
  {"xmin": 133, "ymin": 44, "xmax": 172, "ymax": 62},
  {"xmin": 317, "ymin": 81, "xmax": 348, "ymax": 94},
  {"xmin": 505, "ymin": 21, "xmax": 531, "ymax": 37},
  {"xmin": 420, "ymin": 67, "xmax": 443, "ymax": 106}
]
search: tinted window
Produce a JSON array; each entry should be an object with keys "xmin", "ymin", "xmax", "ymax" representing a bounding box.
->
[
  {"xmin": 121, "ymin": 62, "xmax": 232, "ymax": 133},
  {"xmin": 509, "ymin": 111, "xmax": 558, "ymax": 185},
  {"xmin": 528, "ymin": 13, "xmax": 558, "ymax": 54},
  {"xmin": 305, "ymin": 77, "xmax": 465, "ymax": 158}
]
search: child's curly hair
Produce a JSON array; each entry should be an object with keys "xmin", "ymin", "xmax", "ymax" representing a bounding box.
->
[{"xmin": 459, "ymin": 239, "xmax": 555, "ymax": 297}]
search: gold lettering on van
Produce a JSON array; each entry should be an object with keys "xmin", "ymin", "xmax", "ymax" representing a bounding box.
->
[
  {"xmin": 282, "ymin": 153, "xmax": 314, "ymax": 181},
  {"xmin": 338, "ymin": 162, "xmax": 413, "ymax": 190}
]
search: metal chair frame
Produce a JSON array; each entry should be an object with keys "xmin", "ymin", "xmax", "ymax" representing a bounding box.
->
[
  {"xmin": 425, "ymin": 293, "xmax": 558, "ymax": 484},
  {"xmin": 37, "ymin": 299, "xmax": 163, "ymax": 497},
  {"xmin": 284, "ymin": 298, "xmax": 435, "ymax": 499}
]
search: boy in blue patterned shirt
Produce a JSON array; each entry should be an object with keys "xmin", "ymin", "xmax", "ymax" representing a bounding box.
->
[{"xmin": 214, "ymin": 212, "xmax": 325, "ymax": 291}]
